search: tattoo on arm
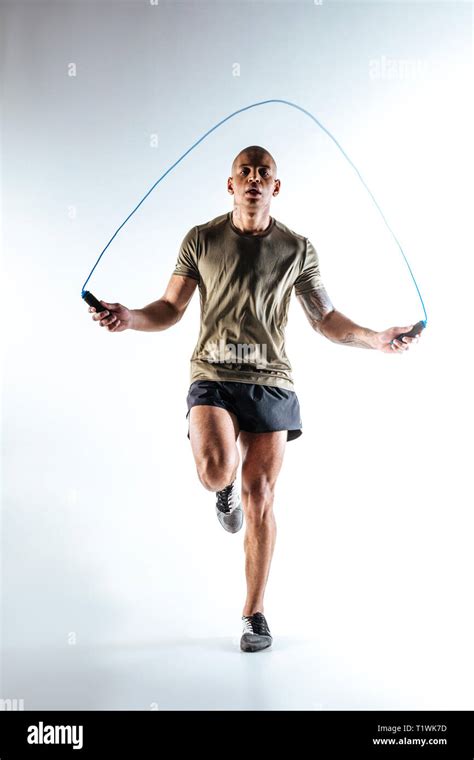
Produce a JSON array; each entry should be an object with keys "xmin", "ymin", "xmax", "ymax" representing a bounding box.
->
[
  {"xmin": 339, "ymin": 330, "xmax": 375, "ymax": 349},
  {"xmin": 297, "ymin": 289, "xmax": 377, "ymax": 349},
  {"xmin": 296, "ymin": 287, "xmax": 335, "ymax": 329}
]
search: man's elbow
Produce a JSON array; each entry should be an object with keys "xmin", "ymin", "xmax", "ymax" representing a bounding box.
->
[
  {"xmin": 161, "ymin": 297, "xmax": 185, "ymax": 325},
  {"xmin": 315, "ymin": 307, "xmax": 336, "ymax": 335}
]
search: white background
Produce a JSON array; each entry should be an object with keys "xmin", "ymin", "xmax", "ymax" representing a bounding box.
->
[{"xmin": 1, "ymin": 0, "xmax": 473, "ymax": 709}]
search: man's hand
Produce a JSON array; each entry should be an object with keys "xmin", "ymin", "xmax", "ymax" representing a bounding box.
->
[
  {"xmin": 88, "ymin": 301, "xmax": 133, "ymax": 332},
  {"xmin": 374, "ymin": 324, "xmax": 421, "ymax": 354}
]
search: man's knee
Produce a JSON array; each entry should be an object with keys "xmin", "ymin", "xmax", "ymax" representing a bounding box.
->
[
  {"xmin": 197, "ymin": 451, "xmax": 237, "ymax": 492},
  {"xmin": 242, "ymin": 478, "xmax": 275, "ymax": 524}
]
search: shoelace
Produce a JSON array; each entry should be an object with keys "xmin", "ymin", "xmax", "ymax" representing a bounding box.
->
[
  {"xmin": 242, "ymin": 613, "xmax": 270, "ymax": 636},
  {"xmin": 216, "ymin": 483, "xmax": 234, "ymax": 514}
]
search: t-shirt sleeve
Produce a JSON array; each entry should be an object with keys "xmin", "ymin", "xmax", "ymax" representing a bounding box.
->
[
  {"xmin": 172, "ymin": 226, "xmax": 200, "ymax": 282},
  {"xmin": 294, "ymin": 238, "xmax": 324, "ymax": 295}
]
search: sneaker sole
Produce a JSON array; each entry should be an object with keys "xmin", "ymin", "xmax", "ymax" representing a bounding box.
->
[
  {"xmin": 216, "ymin": 505, "xmax": 243, "ymax": 533},
  {"xmin": 240, "ymin": 634, "xmax": 273, "ymax": 652}
]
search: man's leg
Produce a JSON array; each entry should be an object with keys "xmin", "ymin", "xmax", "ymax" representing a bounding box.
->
[
  {"xmin": 189, "ymin": 405, "xmax": 240, "ymax": 492},
  {"xmin": 238, "ymin": 430, "xmax": 287, "ymax": 616}
]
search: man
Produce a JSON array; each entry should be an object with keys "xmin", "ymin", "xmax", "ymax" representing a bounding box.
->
[{"xmin": 88, "ymin": 145, "xmax": 420, "ymax": 653}]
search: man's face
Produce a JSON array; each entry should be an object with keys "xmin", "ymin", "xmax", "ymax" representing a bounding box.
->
[{"xmin": 227, "ymin": 153, "xmax": 280, "ymax": 209}]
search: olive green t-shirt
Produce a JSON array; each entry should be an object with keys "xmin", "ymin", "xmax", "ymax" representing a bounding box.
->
[{"xmin": 173, "ymin": 211, "xmax": 325, "ymax": 390}]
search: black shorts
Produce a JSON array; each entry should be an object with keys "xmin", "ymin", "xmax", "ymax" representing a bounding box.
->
[{"xmin": 186, "ymin": 380, "xmax": 303, "ymax": 442}]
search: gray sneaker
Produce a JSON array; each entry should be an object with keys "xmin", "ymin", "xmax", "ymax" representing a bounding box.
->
[
  {"xmin": 240, "ymin": 612, "xmax": 273, "ymax": 652},
  {"xmin": 215, "ymin": 481, "xmax": 243, "ymax": 533}
]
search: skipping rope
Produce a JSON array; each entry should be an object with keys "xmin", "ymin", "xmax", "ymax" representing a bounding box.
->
[{"xmin": 80, "ymin": 98, "xmax": 427, "ymax": 342}]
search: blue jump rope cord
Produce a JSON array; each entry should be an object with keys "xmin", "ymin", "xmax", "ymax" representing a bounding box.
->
[{"xmin": 81, "ymin": 97, "xmax": 428, "ymax": 326}]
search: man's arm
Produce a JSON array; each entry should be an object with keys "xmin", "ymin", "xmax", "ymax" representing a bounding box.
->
[
  {"xmin": 89, "ymin": 274, "xmax": 198, "ymax": 332},
  {"xmin": 296, "ymin": 287, "xmax": 420, "ymax": 353},
  {"xmin": 130, "ymin": 274, "xmax": 198, "ymax": 331}
]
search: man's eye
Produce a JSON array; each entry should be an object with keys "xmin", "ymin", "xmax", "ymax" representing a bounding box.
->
[{"xmin": 240, "ymin": 168, "xmax": 269, "ymax": 176}]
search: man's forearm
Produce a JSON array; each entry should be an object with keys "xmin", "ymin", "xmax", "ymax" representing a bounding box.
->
[
  {"xmin": 130, "ymin": 299, "xmax": 181, "ymax": 332},
  {"xmin": 318, "ymin": 309, "xmax": 377, "ymax": 349}
]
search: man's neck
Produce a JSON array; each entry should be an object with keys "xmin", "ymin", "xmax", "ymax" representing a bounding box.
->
[{"xmin": 232, "ymin": 206, "xmax": 272, "ymax": 235}]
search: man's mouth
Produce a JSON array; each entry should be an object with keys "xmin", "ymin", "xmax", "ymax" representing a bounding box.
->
[{"xmin": 246, "ymin": 189, "xmax": 261, "ymax": 196}]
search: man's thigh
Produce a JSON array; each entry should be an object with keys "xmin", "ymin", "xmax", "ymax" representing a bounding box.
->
[
  {"xmin": 238, "ymin": 430, "xmax": 287, "ymax": 489},
  {"xmin": 189, "ymin": 405, "xmax": 239, "ymax": 469}
]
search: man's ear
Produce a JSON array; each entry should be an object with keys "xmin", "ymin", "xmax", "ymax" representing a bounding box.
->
[
  {"xmin": 227, "ymin": 177, "xmax": 234, "ymax": 195},
  {"xmin": 272, "ymin": 179, "xmax": 281, "ymax": 196}
]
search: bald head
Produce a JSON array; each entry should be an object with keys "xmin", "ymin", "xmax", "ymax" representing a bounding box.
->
[
  {"xmin": 231, "ymin": 145, "xmax": 277, "ymax": 177},
  {"xmin": 227, "ymin": 144, "xmax": 281, "ymax": 214}
]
